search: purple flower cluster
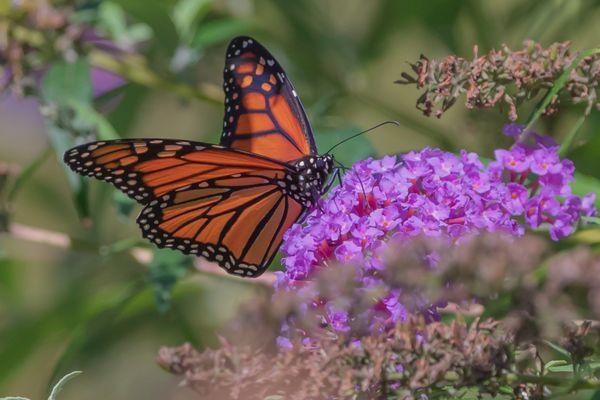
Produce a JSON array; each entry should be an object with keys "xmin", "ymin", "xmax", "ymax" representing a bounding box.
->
[{"xmin": 277, "ymin": 126, "xmax": 595, "ymax": 334}]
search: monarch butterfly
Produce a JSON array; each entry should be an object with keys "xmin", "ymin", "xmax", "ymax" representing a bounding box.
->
[{"xmin": 64, "ymin": 36, "xmax": 337, "ymax": 278}]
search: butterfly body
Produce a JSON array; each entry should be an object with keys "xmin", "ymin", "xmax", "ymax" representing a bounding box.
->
[
  {"xmin": 64, "ymin": 36, "xmax": 336, "ymax": 277},
  {"xmin": 287, "ymin": 154, "xmax": 334, "ymax": 207}
]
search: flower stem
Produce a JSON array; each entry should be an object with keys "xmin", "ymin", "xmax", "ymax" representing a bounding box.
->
[
  {"xmin": 506, "ymin": 373, "xmax": 600, "ymax": 390},
  {"xmin": 559, "ymin": 113, "xmax": 587, "ymax": 156},
  {"xmin": 523, "ymin": 47, "xmax": 600, "ymax": 134},
  {"xmin": 89, "ymin": 50, "xmax": 223, "ymax": 105}
]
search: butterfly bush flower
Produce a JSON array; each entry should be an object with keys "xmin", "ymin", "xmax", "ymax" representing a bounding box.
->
[{"xmin": 278, "ymin": 126, "xmax": 595, "ymax": 335}]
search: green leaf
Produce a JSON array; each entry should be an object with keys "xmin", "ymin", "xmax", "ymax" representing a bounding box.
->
[
  {"xmin": 172, "ymin": 0, "xmax": 213, "ymax": 41},
  {"xmin": 48, "ymin": 371, "xmax": 82, "ymax": 400},
  {"xmin": 98, "ymin": 2, "xmax": 152, "ymax": 47},
  {"xmin": 148, "ymin": 249, "xmax": 193, "ymax": 313},
  {"xmin": 68, "ymin": 101, "xmax": 120, "ymax": 141},
  {"xmin": 41, "ymin": 60, "xmax": 93, "ymax": 106},
  {"xmin": 112, "ymin": 190, "xmax": 136, "ymax": 219},
  {"xmin": 545, "ymin": 359, "xmax": 569, "ymax": 373},
  {"xmin": 113, "ymin": 0, "xmax": 179, "ymax": 54},
  {"xmin": 45, "ymin": 123, "xmax": 90, "ymax": 219}
]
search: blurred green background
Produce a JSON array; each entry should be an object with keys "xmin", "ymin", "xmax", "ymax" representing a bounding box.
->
[{"xmin": 1, "ymin": 0, "xmax": 599, "ymax": 398}]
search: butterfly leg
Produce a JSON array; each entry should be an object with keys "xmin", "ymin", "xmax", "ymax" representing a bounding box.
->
[{"xmin": 321, "ymin": 167, "xmax": 341, "ymax": 195}]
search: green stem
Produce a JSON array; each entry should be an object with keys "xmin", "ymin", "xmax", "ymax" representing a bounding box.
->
[
  {"xmin": 89, "ymin": 50, "xmax": 223, "ymax": 105},
  {"xmin": 559, "ymin": 113, "xmax": 586, "ymax": 156},
  {"xmin": 523, "ymin": 47, "xmax": 600, "ymax": 134},
  {"xmin": 6, "ymin": 146, "xmax": 52, "ymax": 202},
  {"xmin": 507, "ymin": 373, "xmax": 600, "ymax": 390}
]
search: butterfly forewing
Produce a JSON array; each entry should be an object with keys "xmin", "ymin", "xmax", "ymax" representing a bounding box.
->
[{"xmin": 221, "ymin": 36, "xmax": 317, "ymax": 162}]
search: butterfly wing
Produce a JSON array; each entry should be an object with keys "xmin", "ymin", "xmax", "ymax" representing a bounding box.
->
[
  {"xmin": 64, "ymin": 139, "xmax": 304, "ymax": 276},
  {"xmin": 220, "ymin": 36, "xmax": 317, "ymax": 162}
]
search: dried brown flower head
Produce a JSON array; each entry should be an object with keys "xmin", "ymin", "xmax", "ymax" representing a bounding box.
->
[
  {"xmin": 159, "ymin": 233, "xmax": 600, "ymax": 398},
  {"xmin": 397, "ymin": 40, "xmax": 600, "ymax": 120},
  {"xmin": 0, "ymin": 0, "xmax": 84, "ymax": 95},
  {"xmin": 158, "ymin": 317, "xmax": 513, "ymax": 400}
]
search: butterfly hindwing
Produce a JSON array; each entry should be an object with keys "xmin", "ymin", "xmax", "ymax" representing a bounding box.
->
[
  {"xmin": 220, "ymin": 36, "xmax": 317, "ymax": 162},
  {"xmin": 138, "ymin": 172, "xmax": 304, "ymax": 276}
]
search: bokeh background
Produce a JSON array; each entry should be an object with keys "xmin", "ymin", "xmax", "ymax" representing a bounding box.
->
[{"xmin": 1, "ymin": 0, "xmax": 599, "ymax": 398}]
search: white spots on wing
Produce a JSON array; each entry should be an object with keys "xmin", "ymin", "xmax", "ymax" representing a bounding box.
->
[
  {"xmin": 234, "ymin": 49, "xmax": 240, "ymax": 56},
  {"xmin": 259, "ymin": 57, "xmax": 265, "ymax": 65},
  {"xmin": 242, "ymin": 40, "xmax": 248, "ymax": 48},
  {"xmin": 267, "ymin": 59, "xmax": 275, "ymax": 66},
  {"xmin": 292, "ymin": 90, "xmax": 297, "ymax": 97},
  {"xmin": 230, "ymin": 64, "xmax": 235, "ymax": 71}
]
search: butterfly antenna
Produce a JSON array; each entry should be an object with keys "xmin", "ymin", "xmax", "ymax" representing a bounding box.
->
[{"xmin": 325, "ymin": 120, "xmax": 399, "ymax": 154}]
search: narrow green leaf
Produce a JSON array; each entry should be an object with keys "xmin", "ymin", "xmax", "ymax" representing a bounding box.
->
[
  {"xmin": 0, "ymin": 397, "xmax": 30, "ymax": 400},
  {"xmin": 48, "ymin": 371, "xmax": 82, "ymax": 400},
  {"xmin": 545, "ymin": 359, "xmax": 569, "ymax": 373},
  {"xmin": 541, "ymin": 340, "xmax": 572, "ymax": 362}
]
